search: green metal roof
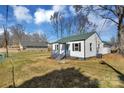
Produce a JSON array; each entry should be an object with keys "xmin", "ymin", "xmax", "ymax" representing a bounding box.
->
[
  {"xmin": 54, "ymin": 31, "xmax": 96, "ymax": 43},
  {"xmin": 102, "ymin": 41, "xmax": 112, "ymax": 46}
]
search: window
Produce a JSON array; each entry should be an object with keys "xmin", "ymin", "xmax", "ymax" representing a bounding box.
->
[
  {"xmin": 98, "ymin": 44, "xmax": 100, "ymax": 48},
  {"xmin": 97, "ymin": 44, "xmax": 100, "ymax": 53},
  {"xmin": 72, "ymin": 43, "xmax": 81, "ymax": 51},
  {"xmin": 72, "ymin": 44, "xmax": 74, "ymax": 51},
  {"xmin": 55, "ymin": 45, "xmax": 59, "ymax": 50},
  {"xmin": 90, "ymin": 43, "xmax": 92, "ymax": 51},
  {"xmin": 75, "ymin": 43, "xmax": 79, "ymax": 51}
]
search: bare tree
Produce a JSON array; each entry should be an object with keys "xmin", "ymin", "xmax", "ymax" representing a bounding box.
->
[
  {"xmin": 50, "ymin": 6, "xmax": 97, "ymax": 39},
  {"xmin": 0, "ymin": 31, "xmax": 6, "ymax": 48},
  {"xmin": 50, "ymin": 12, "xmax": 59, "ymax": 39},
  {"xmin": 10, "ymin": 24, "xmax": 25, "ymax": 48},
  {"xmin": 58, "ymin": 12, "xmax": 65, "ymax": 38},
  {"xmin": 65, "ymin": 17, "xmax": 73, "ymax": 36},
  {"xmin": 31, "ymin": 32, "xmax": 41, "ymax": 42},
  {"xmin": 73, "ymin": 5, "xmax": 96, "ymax": 34},
  {"xmin": 72, "ymin": 5, "xmax": 124, "ymax": 54},
  {"xmin": 3, "ymin": 5, "xmax": 9, "ymax": 57},
  {"xmin": 95, "ymin": 5, "xmax": 124, "ymax": 54},
  {"xmin": 50, "ymin": 11, "xmax": 66, "ymax": 39},
  {"xmin": 40, "ymin": 33, "xmax": 48, "ymax": 43}
]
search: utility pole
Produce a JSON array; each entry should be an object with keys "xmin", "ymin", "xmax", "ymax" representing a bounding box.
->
[{"xmin": 3, "ymin": 5, "xmax": 9, "ymax": 57}]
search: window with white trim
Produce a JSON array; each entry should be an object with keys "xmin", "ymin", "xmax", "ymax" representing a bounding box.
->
[
  {"xmin": 72, "ymin": 43, "xmax": 81, "ymax": 51},
  {"xmin": 55, "ymin": 45, "xmax": 59, "ymax": 50}
]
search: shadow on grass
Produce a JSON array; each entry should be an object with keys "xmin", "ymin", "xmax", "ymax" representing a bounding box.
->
[
  {"xmin": 15, "ymin": 67, "xmax": 99, "ymax": 88},
  {"xmin": 47, "ymin": 56, "xmax": 53, "ymax": 59},
  {"xmin": 100, "ymin": 60, "xmax": 124, "ymax": 82}
]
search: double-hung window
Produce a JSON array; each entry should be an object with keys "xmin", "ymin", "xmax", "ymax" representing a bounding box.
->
[
  {"xmin": 55, "ymin": 45, "xmax": 59, "ymax": 50},
  {"xmin": 72, "ymin": 43, "xmax": 81, "ymax": 51},
  {"xmin": 90, "ymin": 43, "xmax": 92, "ymax": 51}
]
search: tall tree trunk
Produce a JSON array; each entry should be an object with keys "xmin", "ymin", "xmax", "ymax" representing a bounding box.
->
[
  {"xmin": 117, "ymin": 7, "xmax": 124, "ymax": 54},
  {"xmin": 118, "ymin": 25, "xmax": 124, "ymax": 55},
  {"xmin": 3, "ymin": 25, "xmax": 9, "ymax": 57},
  {"xmin": 5, "ymin": 5, "xmax": 9, "ymax": 57},
  {"xmin": 117, "ymin": 24, "xmax": 121, "ymax": 53}
]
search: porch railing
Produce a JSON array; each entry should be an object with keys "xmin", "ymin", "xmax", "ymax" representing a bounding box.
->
[{"xmin": 51, "ymin": 50, "xmax": 70, "ymax": 60}]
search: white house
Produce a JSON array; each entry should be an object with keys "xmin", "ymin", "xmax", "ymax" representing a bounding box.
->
[
  {"xmin": 102, "ymin": 41, "xmax": 112, "ymax": 54},
  {"xmin": 52, "ymin": 32, "xmax": 111, "ymax": 59}
]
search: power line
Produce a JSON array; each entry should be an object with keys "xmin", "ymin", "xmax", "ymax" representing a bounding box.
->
[{"xmin": 98, "ymin": 18, "xmax": 107, "ymax": 35}]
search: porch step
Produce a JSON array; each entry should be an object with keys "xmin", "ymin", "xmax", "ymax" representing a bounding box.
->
[{"xmin": 56, "ymin": 53, "xmax": 65, "ymax": 60}]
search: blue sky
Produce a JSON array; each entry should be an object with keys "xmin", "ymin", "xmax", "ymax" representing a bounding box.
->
[{"xmin": 0, "ymin": 5, "xmax": 117, "ymax": 42}]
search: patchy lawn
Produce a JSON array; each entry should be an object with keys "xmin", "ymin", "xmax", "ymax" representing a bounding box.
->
[{"xmin": 0, "ymin": 51, "xmax": 124, "ymax": 88}]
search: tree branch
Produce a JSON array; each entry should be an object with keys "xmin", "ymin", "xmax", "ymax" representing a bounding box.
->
[
  {"xmin": 100, "ymin": 15, "xmax": 119, "ymax": 24},
  {"xmin": 99, "ymin": 5, "xmax": 118, "ymax": 17}
]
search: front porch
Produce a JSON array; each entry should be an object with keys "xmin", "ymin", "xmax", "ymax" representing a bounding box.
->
[{"xmin": 51, "ymin": 43, "xmax": 70, "ymax": 60}]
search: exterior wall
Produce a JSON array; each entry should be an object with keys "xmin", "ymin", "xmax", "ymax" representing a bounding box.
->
[
  {"xmin": 52, "ymin": 43, "xmax": 58, "ymax": 50},
  {"xmin": 52, "ymin": 33, "xmax": 105, "ymax": 58},
  {"xmin": 67, "ymin": 41, "xmax": 84, "ymax": 58},
  {"xmin": 102, "ymin": 47, "xmax": 111, "ymax": 54},
  {"xmin": 52, "ymin": 43, "xmax": 65, "ymax": 54},
  {"xmin": 24, "ymin": 48, "xmax": 48, "ymax": 51},
  {"xmin": 85, "ymin": 33, "xmax": 103, "ymax": 58},
  {"xmin": 98, "ymin": 43, "xmax": 104, "ymax": 54},
  {"xmin": 20, "ymin": 44, "xmax": 48, "ymax": 51},
  {"xmin": 59, "ymin": 44, "xmax": 65, "ymax": 54},
  {"xmin": 96, "ymin": 35, "xmax": 104, "ymax": 54},
  {"xmin": 52, "ymin": 43, "xmax": 59, "ymax": 54}
]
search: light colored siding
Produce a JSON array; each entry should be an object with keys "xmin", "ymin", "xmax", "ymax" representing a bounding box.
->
[
  {"xmin": 102, "ymin": 47, "xmax": 111, "ymax": 54},
  {"xmin": 52, "ymin": 43, "xmax": 65, "ymax": 54},
  {"xmin": 59, "ymin": 44, "xmax": 65, "ymax": 54},
  {"xmin": 85, "ymin": 33, "xmax": 103, "ymax": 58},
  {"xmin": 67, "ymin": 41, "xmax": 84, "ymax": 58},
  {"xmin": 52, "ymin": 43, "xmax": 58, "ymax": 50},
  {"xmin": 52, "ymin": 33, "xmax": 104, "ymax": 58}
]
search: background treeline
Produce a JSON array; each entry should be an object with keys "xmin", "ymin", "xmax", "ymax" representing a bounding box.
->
[{"xmin": 0, "ymin": 24, "xmax": 47, "ymax": 48}]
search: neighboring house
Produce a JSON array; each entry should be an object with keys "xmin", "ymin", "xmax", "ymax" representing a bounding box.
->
[
  {"xmin": 102, "ymin": 41, "xmax": 112, "ymax": 54},
  {"xmin": 20, "ymin": 41, "xmax": 48, "ymax": 50},
  {"xmin": 52, "ymin": 31, "xmax": 110, "ymax": 59}
]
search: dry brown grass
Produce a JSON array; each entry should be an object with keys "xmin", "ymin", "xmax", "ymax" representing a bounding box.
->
[{"xmin": 0, "ymin": 51, "xmax": 124, "ymax": 88}]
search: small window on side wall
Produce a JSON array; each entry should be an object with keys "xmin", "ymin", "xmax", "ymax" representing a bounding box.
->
[
  {"xmin": 98, "ymin": 44, "xmax": 100, "ymax": 48},
  {"xmin": 90, "ymin": 43, "xmax": 92, "ymax": 51},
  {"xmin": 55, "ymin": 45, "xmax": 59, "ymax": 50}
]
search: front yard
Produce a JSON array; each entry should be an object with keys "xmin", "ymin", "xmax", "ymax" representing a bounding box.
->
[{"xmin": 0, "ymin": 51, "xmax": 124, "ymax": 88}]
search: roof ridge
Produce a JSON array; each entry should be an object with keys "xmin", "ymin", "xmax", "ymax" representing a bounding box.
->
[
  {"xmin": 61, "ymin": 31, "xmax": 95, "ymax": 39},
  {"xmin": 54, "ymin": 31, "xmax": 96, "ymax": 43}
]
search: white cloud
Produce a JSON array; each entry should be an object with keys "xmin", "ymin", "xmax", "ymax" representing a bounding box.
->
[
  {"xmin": 34, "ymin": 5, "xmax": 66, "ymax": 25},
  {"xmin": 69, "ymin": 6, "xmax": 76, "ymax": 15},
  {"xmin": 30, "ymin": 29, "xmax": 44, "ymax": 35},
  {"xmin": 52, "ymin": 5, "xmax": 66, "ymax": 12},
  {"xmin": 12, "ymin": 6, "xmax": 33, "ymax": 23},
  {"xmin": 34, "ymin": 8, "xmax": 54, "ymax": 24}
]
